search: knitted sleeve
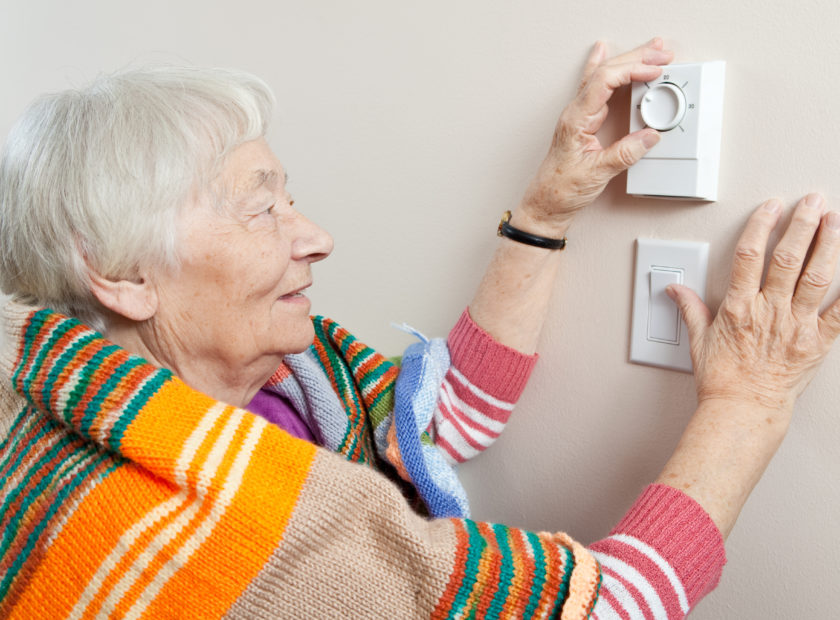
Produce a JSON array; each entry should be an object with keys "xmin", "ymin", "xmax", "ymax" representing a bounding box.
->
[
  {"xmin": 223, "ymin": 432, "xmax": 603, "ymax": 619},
  {"xmin": 587, "ymin": 484, "xmax": 726, "ymax": 619},
  {"xmin": 430, "ymin": 309, "xmax": 538, "ymax": 464}
]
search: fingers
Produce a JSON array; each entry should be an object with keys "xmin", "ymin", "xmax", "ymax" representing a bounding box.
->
[
  {"xmin": 666, "ymin": 283, "xmax": 713, "ymax": 343},
  {"xmin": 577, "ymin": 38, "xmax": 665, "ymax": 92},
  {"xmin": 597, "ymin": 129, "xmax": 660, "ymax": 174},
  {"xmin": 572, "ymin": 38, "xmax": 673, "ymax": 121},
  {"xmin": 793, "ymin": 211, "xmax": 840, "ymax": 315},
  {"xmin": 726, "ymin": 199, "xmax": 783, "ymax": 301},
  {"xmin": 571, "ymin": 61, "xmax": 665, "ymax": 120},
  {"xmin": 604, "ymin": 36, "xmax": 668, "ymax": 68},
  {"xmin": 763, "ymin": 194, "xmax": 825, "ymax": 302},
  {"xmin": 578, "ymin": 41, "xmax": 608, "ymax": 93}
]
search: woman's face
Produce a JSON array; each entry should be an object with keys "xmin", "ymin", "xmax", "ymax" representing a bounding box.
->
[{"xmin": 148, "ymin": 138, "xmax": 333, "ymax": 380}]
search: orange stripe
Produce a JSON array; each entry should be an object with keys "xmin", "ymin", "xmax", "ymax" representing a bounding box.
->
[
  {"xmin": 109, "ymin": 414, "xmax": 239, "ymax": 618},
  {"xmin": 475, "ymin": 523, "xmax": 503, "ymax": 616},
  {"xmin": 119, "ymin": 378, "xmax": 218, "ymax": 481},
  {"xmin": 310, "ymin": 338, "xmax": 343, "ymax": 397},
  {"xmin": 358, "ymin": 364, "xmax": 398, "ymax": 404},
  {"xmin": 82, "ymin": 485, "xmax": 194, "ymax": 619},
  {"xmin": 141, "ymin": 422, "xmax": 317, "ymax": 617},
  {"xmin": 535, "ymin": 536, "xmax": 564, "ymax": 618},
  {"xmin": 65, "ymin": 342, "xmax": 121, "ymax": 425},
  {"xmin": 15, "ymin": 314, "xmax": 61, "ymax": 381},
  {"xmin": 267, "ymin": 362, "xmax": 293, "ymax": 384},
  {"xmin": 11, "ymin": 396, "xmax": 317, "ymax": 618},
  {"xmin": 185, "ymin": 406, "xmax": 231, "ymax": 490},
  {"xmin": 89, "ymin": 363, "xmax": 156, "ymax": 442},
  {"xmin": 0, "ymin": 439, "xmax": 82, "ymax": 570},
  {"xmin": 311, "ymin": 335, "xmax": 368, "ymax": 461},
  {"xmin": 5, "ymin": 465, "xmax": 174, "ymax": 619},
  {"xmin": 431, "ymin": 520, "xmax": 469, "ymax": 618},
  {"xmin": 499, "ymin": 528, "xmax": 524, "ymax": 620},
  {"xmin": 36, "ymin": 321, "xmax": 86, "ymax": 374}
]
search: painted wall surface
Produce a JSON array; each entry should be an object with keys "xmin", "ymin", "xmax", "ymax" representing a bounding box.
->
[{"xmin": 3, "ymin": 1, "xmax": 840, "ymax": 616}]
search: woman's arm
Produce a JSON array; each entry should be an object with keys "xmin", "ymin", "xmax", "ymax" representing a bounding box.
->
[
  {"xmin": 417, "ymin": 39, "xmax": 675, "ymax": 467},
  {"xmin": 585, "ymin": 196, "xmax": 840, "ymax": 619},
  {"xmin": 469, "ymin": 38, "xmax": 671, "ymax": 352},
  {"xmin": 659, "ymin": 194, "xmax": 840, "ymax": 538}
]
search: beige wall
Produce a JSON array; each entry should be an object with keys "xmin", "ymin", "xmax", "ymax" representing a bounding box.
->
[{"xmin": 3, "ymin": 1, "xmax": 840, "ymax": 616}]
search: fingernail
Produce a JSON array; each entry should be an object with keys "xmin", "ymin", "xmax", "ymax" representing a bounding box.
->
[
  {"xmin": 762, "ymin": 199, "xmax": 781, "ymax": 213},
  {"xmin": 806, "ymin": 193, "xmax": 824, "ymax": 209},
  {"xmin": 665, "ymin": 284, "xmax": 677, "ymax": 300},
  {"xmin": 827, "ymin": 212, "xmax": 840, "ymax": 231},
  {"xmin": 642, "ymin": 131, "xmax": 660, "ymax": 148}
]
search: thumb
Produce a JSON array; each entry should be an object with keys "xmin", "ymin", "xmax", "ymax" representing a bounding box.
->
[
  {"xmin": 600, "ymin": 129, "xmax": 660, "ymax": 175},
  {"xmin": 666, "ymin": 283, "xmax": 712, "ymax": 342}
]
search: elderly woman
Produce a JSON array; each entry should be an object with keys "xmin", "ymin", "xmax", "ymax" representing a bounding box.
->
[{"xmin": 1, "ymin": 38, "xmax": 838, "ymax": 618}]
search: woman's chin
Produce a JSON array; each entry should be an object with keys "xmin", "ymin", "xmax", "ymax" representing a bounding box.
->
[{"xmin": 277, "ymin": 319, "xmax": 316, "ymax": 355}]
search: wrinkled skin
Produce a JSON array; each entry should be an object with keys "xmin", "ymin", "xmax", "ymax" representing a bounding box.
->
[
  {"xmin": 671, "ymin": 195, "xmax": 840, "ymax": 417},
  {"xmin": 517, "ymin": 39, "xmax": 668, "ymax": 235}
]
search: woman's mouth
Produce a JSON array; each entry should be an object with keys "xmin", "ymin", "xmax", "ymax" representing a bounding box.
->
[{"xmin": 280, "ymin": 283, "xmax": 311, "ymax": 301}]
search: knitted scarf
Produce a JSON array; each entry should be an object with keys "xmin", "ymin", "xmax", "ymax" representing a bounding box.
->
[{"xmin": 270, "ymin": 316, "xmax": 470, "ymax": 517}]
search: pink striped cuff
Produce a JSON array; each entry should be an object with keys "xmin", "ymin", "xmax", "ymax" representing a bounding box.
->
[
  {"xmin": 591, "ymin": 484, "xmax": 727, "ymax": 611},
  {"xmin": 447, "ymin": 309, "xmax": 538, "ymax": 403}
]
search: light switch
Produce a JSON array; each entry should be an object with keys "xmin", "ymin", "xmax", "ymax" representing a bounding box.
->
[
  {"xmin": 648, "ymin": 268, "xmax": 682, "ymax": 343},
  {"xmin": 631, "ymin": 239, "xmax": 708, "ymax": 373},
  {"xmin": 627, "ymin": 61, "xmax": 726, "ymax": 201}
]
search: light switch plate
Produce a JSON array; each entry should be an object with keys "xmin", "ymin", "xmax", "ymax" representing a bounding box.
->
[
  {"xmin": 627, "ymin": 61, "xmax": 726, "ymax": 201},
  {"xmin": 631, "ymin": 238, "xmax": 709, "ymax": 372}
]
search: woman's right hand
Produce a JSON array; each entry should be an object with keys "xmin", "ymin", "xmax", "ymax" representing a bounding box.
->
[
  {"xmin": 667, "ymin": 194, "xmax": 840, "ymax": 418},
  {"xmin": 512, "ymin": 38, "xmax": 672, "ymax": 237}
]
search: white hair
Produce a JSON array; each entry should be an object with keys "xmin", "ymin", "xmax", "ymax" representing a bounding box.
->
[{"xmin": 0, "ymin": 66, "xmax": 275, "ymax": 331}]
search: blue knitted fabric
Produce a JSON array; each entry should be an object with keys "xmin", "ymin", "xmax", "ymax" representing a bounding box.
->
[{"xmin": 394, "ymin": 334, "xmax": 470, "ymax": 518}]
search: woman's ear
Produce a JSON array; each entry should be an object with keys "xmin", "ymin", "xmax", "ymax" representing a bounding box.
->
[{"xmin": 87, "ymin": 269, "xmax": 159, "ymax": 322}]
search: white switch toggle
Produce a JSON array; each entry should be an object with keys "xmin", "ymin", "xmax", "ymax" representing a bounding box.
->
[
  {"xmin": 648, "ymin": 268, "xmax": 682, "ymax": 343},
  {"xmin": 640, "ymin": 83, "xmax": 686, "ymax": 131},
  {"xmin": 631, "ymin": 238, "xmax": 708, "ymax": 373}
]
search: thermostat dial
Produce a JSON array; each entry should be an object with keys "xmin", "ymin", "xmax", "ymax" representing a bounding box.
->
[{"xmin": 640, "ymin": 82, "xmax": 686, "ymax": 131}]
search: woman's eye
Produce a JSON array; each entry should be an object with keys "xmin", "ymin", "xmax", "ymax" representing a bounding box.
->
[
  {"xmin": 265, "ymin": 204, "xmax": 275, "ymax": 215},
  {"xmin": 289, "ymin": 199, "xmax": 295, "ymax": 207}
]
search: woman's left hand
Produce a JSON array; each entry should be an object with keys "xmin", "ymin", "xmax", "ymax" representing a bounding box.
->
[
  {"xmin": 669, "ymin": 195, "xmax": 840, "ymax": 415},
  {"xmin": 514, "ymin": 38, "xmax": 673, "ymax": 236},
  {"xmin": 657, "ymin": 195, "xmax": 840, "ymax": 538}
]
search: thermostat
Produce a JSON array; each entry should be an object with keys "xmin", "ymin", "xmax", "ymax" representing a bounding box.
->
[{"xmin": 627, "ymin": 61, "xmax": 726, "ymax": 201}]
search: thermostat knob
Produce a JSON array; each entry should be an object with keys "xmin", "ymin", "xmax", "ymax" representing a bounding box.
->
[{"xmin": 640, "ymin": 82, "xmax": 686, "ymax": 131}]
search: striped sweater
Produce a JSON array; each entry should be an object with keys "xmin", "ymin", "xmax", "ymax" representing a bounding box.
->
[{"xmin": 0, "ymin": 303, "xmax": 726, "ymax": 618}]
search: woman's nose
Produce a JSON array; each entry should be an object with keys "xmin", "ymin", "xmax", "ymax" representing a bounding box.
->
[{"xmin": 291, "ymin": 211, "xmax": 333, "ymax": 263}]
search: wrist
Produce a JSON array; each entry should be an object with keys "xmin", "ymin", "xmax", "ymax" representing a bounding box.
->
[
  {"xmin": 657, "ymin": 398, "xmax": 791, "ymax": 539},
  {"xmin": 696, "ymin": 396, "xmax": 793, "ymax": 430},
  {"xmin": 509, "ymin": 204, "xmax": 573, "ymax": 240}
]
